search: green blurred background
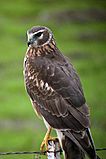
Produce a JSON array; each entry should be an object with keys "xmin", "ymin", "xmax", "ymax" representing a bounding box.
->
[{"xmin": 0, "ymin": 0, "xmax": 106, "ymax": 158}]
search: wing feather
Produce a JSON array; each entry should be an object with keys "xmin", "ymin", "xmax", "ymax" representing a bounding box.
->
[{"xmin": 25, "ymin": 54, "xmax": 90, "ymax": 132}]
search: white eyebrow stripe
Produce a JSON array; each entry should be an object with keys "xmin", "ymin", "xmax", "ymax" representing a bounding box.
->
[
  {"xmin": 27, "ymin": 30, "xmax": 44, "ymax": 41},
  {"xmin": 33, "ymin": 30, "xmax": 45, "ymax": 34}
]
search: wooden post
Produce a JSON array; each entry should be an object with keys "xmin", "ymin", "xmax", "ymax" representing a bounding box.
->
[{"xmin": 47, "ymin": 139, "xmax": 61, "ymax": 159}]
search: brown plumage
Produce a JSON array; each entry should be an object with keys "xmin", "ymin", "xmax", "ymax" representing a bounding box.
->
[{"xmin": 24, "ymin": 26, "xmax": 100, "ymax": 159}]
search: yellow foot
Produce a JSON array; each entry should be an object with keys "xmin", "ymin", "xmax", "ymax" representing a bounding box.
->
[{"xmin": 40, "ymin": 127, "xmax": 58, "ymax": 152}]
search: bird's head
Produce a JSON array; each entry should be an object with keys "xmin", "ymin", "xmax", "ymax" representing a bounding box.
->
[{"xmin": 27, "ymin": 26, "xmax": 53, "ymax": 48}]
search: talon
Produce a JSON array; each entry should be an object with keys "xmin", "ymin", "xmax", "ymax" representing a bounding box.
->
[
  {"xmin": 40, "ymin": 127, "xmax": 52, "ymax": 152},
  {"xmin": 40, "ymin": 139, "xmax": 48, "ymax": 151},
  {"xmin": 40, "ymin": 127, "xmax": 58, "ymax": 152},
  {"xmin": 48, "ymin": 137, "xmax": 58, "ymax": 143}
]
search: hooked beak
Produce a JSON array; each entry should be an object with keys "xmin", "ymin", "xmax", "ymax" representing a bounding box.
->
[{"xmin": 27, "ymin": 38, "xmax": 35, "ymax": 47}]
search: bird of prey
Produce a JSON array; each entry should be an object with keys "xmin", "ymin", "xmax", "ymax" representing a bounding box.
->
[{"xmin": 23, "ymin": 26, "xmax": 100, "ymax": 159}]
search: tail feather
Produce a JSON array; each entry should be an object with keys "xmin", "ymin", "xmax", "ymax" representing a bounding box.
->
[
  {"xmin": 62, "ymin": 129, "xmax": 101, "ymax": 159},
  {"xmin": 62, "ymin": 136, "xmax": 85, "ymax": 159}
]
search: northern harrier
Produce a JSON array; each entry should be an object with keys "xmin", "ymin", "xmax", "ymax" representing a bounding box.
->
[{"xmin": 24, "ymin": 26, "xmax": 100, "ymax": 159}]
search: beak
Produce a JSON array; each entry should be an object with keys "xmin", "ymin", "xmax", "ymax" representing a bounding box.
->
[{"xmin": 27, "ymin": 38, "xmax": 35, "ymax": 47}]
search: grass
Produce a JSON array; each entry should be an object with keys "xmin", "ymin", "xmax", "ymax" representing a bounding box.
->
[{"xmin": 0, "ymin": 0, "xmax": 106, "ymax": 158}]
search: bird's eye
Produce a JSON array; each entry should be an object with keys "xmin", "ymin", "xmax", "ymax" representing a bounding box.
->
[{"xmin": 34, "ymin": 32, "xmax": 43, "ymax": 38}]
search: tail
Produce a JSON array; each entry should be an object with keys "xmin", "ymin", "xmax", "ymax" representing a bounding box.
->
[
  {"xmin": 62, "ymin": 129, "xmax": 101, "ymax": 159},
  {"xmin": 62, "ymin": 135, "xmax": 85, "ymax": 159},
  {"xmin": 86, "ymin": 129, "xmax": 101, "ymax": 159}
]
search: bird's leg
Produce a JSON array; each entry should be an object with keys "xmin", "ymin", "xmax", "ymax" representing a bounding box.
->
[
  {"xmin": 40, "ymin": 127, "xmax": 52, "ymax": 151},
  {"xmin": 40, "ymin": 127, "xmax": 58, "ymax": 151}
]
